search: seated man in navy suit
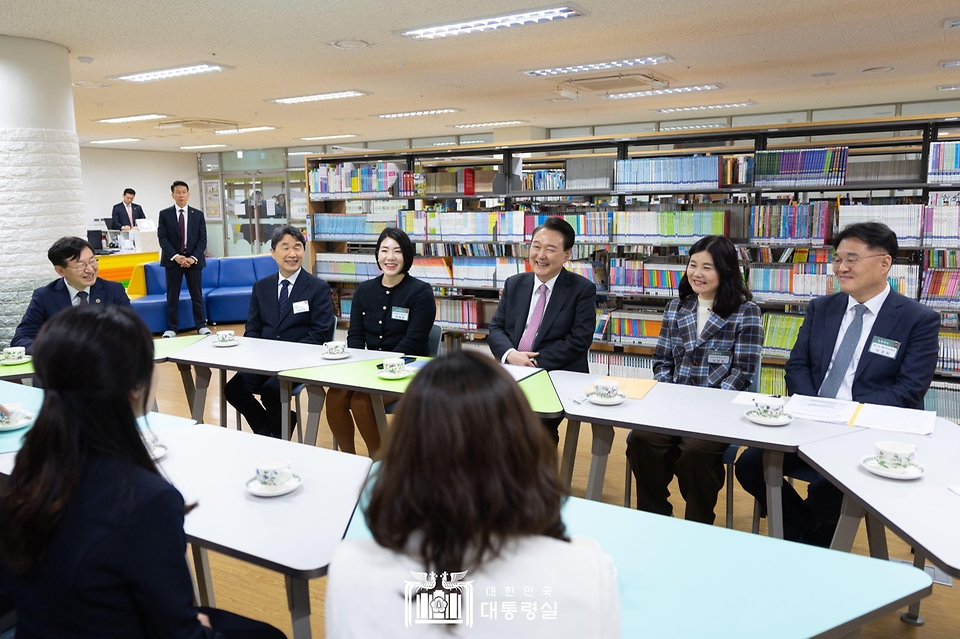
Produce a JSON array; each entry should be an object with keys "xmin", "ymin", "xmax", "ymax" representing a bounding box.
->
[
  {"xmin": 736, "ymin": 222, "xmax": 940, "ymax": 546},
  {"xmin": 11, "ymin": 236, "xmax": 131, "ymax": 352},
  {"xmin": 110, "ymin": 188, "xmax": 145, "ymax": 231},
  {"xmin": 224, "ymin": 225, "xmax": 336, "ymax": 438}
]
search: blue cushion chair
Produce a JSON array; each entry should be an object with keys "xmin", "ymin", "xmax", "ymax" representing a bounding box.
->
[
  {"xmin": 206, "ymin": 257, "xmax": 258, "ymax": 324},
  {"xmin": 130, "ymin": 259, "xmax": 220, "ymax": 333}
]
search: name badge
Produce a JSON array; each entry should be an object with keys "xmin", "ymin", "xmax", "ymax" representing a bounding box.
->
[
  {"xmin": 292, "ymin": 300, "xmax": 310, "ymax": 314},
  {"xmin": 707, "ymin": 349, "xmax": 732, "ymax": 365},
  {"xmin": 391, "ymin": 306, "xmax": 410, "ymax": 322},
  {"xmin": 869, "ymin": 336, "xmax": 900, "ymax": 359}
]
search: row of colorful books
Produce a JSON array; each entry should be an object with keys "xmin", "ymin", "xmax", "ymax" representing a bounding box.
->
[
  {"xmin": 608, "ymin": 260, "xmax": 685, "ymax": 296},
  {"xmin": 838, "ymin": 205, "xmax": 923, "ymax": 247},
  {"xmin": 749, "ymin": 263, "xmax": 920, "ymax": 300},
  {"xmin": 749, "ymin": 203, "xmax": 832, "ymax": 245},
  {"xmin": 308, "ymin": 162, "xmax": 400, "ymax": 196},
  {"xmin": 613, "ymin": 156, "xmax": 722, "ymax": 191},
  {"xmin": 586, "ymin": 352, "xmax": 656, "ymax": 379},
  {"xmin": 305, "ymin": 213, "xmax": 398, "ymax": 241},
  {"xmin": 845, "ymin": 157, "xmax": 923, "ymax": 183},
  {"xmin": 922, "ymin": 206, "xmax": 960, "ymax": 247},
  {"xmin": 761, "ymin": 313, "xmax": 804, "ymax": 358},
  {"xmin": 416, "ymin": 243, "xmax": 529, "ymax": 258},
  {"xmin": 924, "ymin": 381, "xmax": 960, "ymax": 424},
  {"xmin": 938, "ymin": 331, "xmax": 960, "ymax": 374},
  {"xmin": 611, "ymin": 210, "xmax": 732, "ymax": 244},
  {"xmin": 422, "ymin": 168, "xmax": 497, "ymax": 195},
  {"xmin": 753, "ymin": 147, "xmax": 848, "ymax": 188},
  {"xmin": 523, "ymin": 212, "xmax": 613, "ymax": 243},
  {"xmin": 927, "ymin": 141, "xmax": 960, "ymax": 185},
  {"xmin": 721, "ymin": 156, "xmax": 754, "ymax": 186},
  {"xmin": 435, "ymin": 297, "xmax": 484, "ymax": 331},
  {"xmin": 924, "ymin": 249, "xmax": 960, "ymax": 268},
  {"xmin": 521, "ymin": 170, "xmax": 564, "ymax": 191},
  {"xmin": 920, "ymin": 269, "xmax": 960, "ymax": 309},
  {"xmin": 603, "ymin": 310, "xmax": 663, "ymax": 346},
  {"xmin": 758, "ymin": 366, "xmax": 788, "ymax": 396}
]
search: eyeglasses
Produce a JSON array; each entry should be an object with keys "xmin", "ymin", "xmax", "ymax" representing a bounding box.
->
[
  {"xmin": 67, "ymin": 258, "xmax": 99, "ymax": 272},
  {"xmin": 832, "ymin": 253, "xmax": 887, "ymax": 267}
]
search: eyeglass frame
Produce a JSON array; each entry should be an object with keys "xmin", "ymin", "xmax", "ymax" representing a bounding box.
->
[
  {"xmin": 831, "ymin": 253, "xmax": 888, "ymax": 268},
  {"xmin": 65, "ymin": 258, "xmax": 100, "ymax": 273}
]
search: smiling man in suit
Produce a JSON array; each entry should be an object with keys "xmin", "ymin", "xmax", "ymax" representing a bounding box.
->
[
  {"xmin": 488, "ymin": 216, "xmax": 597, "ymax": 443},
  {"xmin": 158, "ymin": 180, "xmax": 209, "ymax": 338},
  {"xmin": 224, "ymin": 225, "xmax": 336, "ymax": 438},
  {"xmin": 110, "ymin": 188, "xmax": 145, "ymax": 231},
  {"xmin": 11, "ymin": 236, "xmax": 130, "ymax": 352},
  {"xmin": 736, "ymin": 222, "xmax": 940, "ymax": 546}
]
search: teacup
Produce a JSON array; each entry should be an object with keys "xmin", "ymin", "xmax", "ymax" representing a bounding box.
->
[
  {"xmin": 382, "ymin": 357, "xmax": 406, "ymax": 375},
  {"xmin": 325, "ymin": 340, "xmax": 346, "ymax": 356},
  {"xmin": 216, "ymin": 330, "xmax": 235, "ymax": 344},
  {"xmin": 255, "ymin": 457, "xmax": 293, "ymax": 487},
  {"xmin": 875, "ymin": 440, "xmax": 917, "ymax": 470},
  {"xmin": 2, "ymin": 347, "xmax": 25, "ymax": 362},
  {"xmin": 593, "ymin": 380, "xmax": 620, "ymax": 399},
  {"xmin": 753, "ymin": 396, "xmax": 785, "ymax": 419}
]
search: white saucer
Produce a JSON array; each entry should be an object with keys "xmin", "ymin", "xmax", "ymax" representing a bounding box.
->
[
  {"xmin": 0, "ymin": 356, "xmax": 32, "ymax": 366},
  {"xmin": 378, "ymin": 368, "xmax": 413, "ymax": 380},
  {"xmin": 213, "ymin": 340, "xmax": 239, "ymax": 348},
  {"xmin": 322, "ymin": 351, "xmax": 350, "ymax": 360},
  {"xmin": 245, "ymin": 473, "xmax": 303, "ymax": 497},
  {"xmin": 149, "ymin": 443, "xmax": 168, "ymax": 461},
  {"xmin": 586, "ymin": 392, "xmax": 627, "ymax": 406},
  {"xmin": 744, "ymin": 409, "xmax": 793, "ymax": 426},
  {"xmin": 860, "ymin": 455, "xmax": 925, "ymax": 480},
  {"xmin": 0, "ymin": 404, "xmax": 35, "ymax": 432}
]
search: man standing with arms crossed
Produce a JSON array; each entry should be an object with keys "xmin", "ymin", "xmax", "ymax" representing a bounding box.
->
[{"xmin": 158, "ymin": 180, "xmax": 210, "ymax": 337}]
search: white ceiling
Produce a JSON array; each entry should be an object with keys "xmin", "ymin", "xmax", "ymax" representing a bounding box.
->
[{"xmin": 4, "ymin": 0, "xmax": 960, "ymax": 152}]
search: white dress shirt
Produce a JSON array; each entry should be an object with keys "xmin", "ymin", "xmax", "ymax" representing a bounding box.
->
[
  {"xmin": 64, "ymin": 280, "xmax": 91, "ymax": 306},
  {"xmin": 277, "ymin": 268, "xmax": 301, "ymax": 299},
  {"xmin": 170, "ymin": 205, "xmax": 195, "ymax": 263},
  {"xmin": 501, "ymin": 272, "xmax": 560, "ymax": 363},
  {"xmin": 820, "ymin": 284, "xmax": 891, "ymax": 401}
]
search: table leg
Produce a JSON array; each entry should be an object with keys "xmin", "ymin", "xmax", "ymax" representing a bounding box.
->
[
  {"xmin": 219, "ymin": 370, "xmax": 228, "ymax": 428},
  {"xmin": 285, "ymin": 575, "xmax": 312, "ymax": 639},
  {"xmin": 190, "ymin": 545, "xmax": 216, "ymax": 607},
  {"xmin": 190, "ymin": 366, "xmax": 212, "ymax": 424},
  {"xmin": 177, "ymin": 363, "xmax": 196, "ymax": 408},
  {"xmin": 303, "ymin": 385, "xmax": 327, "ymax": 447},
  {"xmin": 559, "ymin": 420, "xmax": 580, "ymax": 489},
  {"xmin": 371, "ymin": 395, "xmax": 389, "ymax": 440},
  {"xmin": 585, "ymin": 424, "xmax": 615, "ymax": 501},
  {"xmin": 280, "ymin": 379, "xmax": 291, "ymax": 441},
  {"xmin": 830, "ymin": 494, "xmax": 866, "ymax": 552},
  {"xmin": 761, "ymin": 449, "xmax": 785, "ymax": 539},
  {"xmin": 864, "ymin": 514, "xmax": 889, "ymax": 560},
  {"xmin": 900, "ymin": 550, "xmax": 927, "ymax": 626}
]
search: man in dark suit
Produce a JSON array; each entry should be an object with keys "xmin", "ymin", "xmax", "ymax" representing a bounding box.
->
[
  {"xmin": 736, "ymin": 222, "xmax": 940, "ymax": 546},
  {"xmin": 224, "ymin": 225, "xmax": 336, "ymax": 438},
  {"xmin": 11, "ymin": 236, "xmax": 131, "ymax": 352},
  {"xmin": 488, "ymin": 216, "xmax": 597, "ymax": 442},
  {"xmin": 157, "ymin": 180, "xmax": 209, "ymax": 338},
  {"xmin": 110, "ymin": 188, "xmax": 145, "ymax": 231}
]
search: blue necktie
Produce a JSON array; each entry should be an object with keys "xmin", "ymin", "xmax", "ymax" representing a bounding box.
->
[
  {"xmin": 819, "ymin": 304, "xmax": 867, "ymax": 399},
  {"xmin": 278, "ymin": 279, "xmax": 291, "ymax": 320}
]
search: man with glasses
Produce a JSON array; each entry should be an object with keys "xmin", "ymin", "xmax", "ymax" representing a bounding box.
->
[
  {"xmin": 11, "ymin": 236, "xmax": 131, "ymax": 352},
  {"xmin": 736, "ymin": 221, "xmax": 940, "ymax": 546}
]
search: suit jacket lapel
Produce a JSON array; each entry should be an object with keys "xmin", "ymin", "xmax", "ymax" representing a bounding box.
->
[
  {"xmin": 533, "ymin": 270, "xmax": 571, "ymax": 351},
  {"xmin": 676, "ymin": 296, "xmax": 699, "ymax": 354},
  {"xmin": 52, "ymin": 279, "xmax": 72, "ymax": 312},
  {"xmin": 514, "ymin": 273, "xmax": 535, "ymax": 344},
  {"xmin": 822, "ymin": 294, "xmax": 847, "ymax": 379},
  {"xmin": 696, "ymin": 306, "xmax": 726, "ymax": 346},
  {"xmin": 89, "ymin": 280, "xmax": 104, "ymax": 304},
  {"xmin": 279, "ymin": 273, "xmax": 306, "ymax": 326},
  {"xmin": 853, "ymin": 291, "xmax": 904, "ymax": 383}
]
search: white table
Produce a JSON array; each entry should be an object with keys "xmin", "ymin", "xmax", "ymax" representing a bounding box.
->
[
  {"xmin": 157, "ymin": 423, "xmax": 372, "ymax": 639},
  {"xmin": 549, "ymin": 370, "xmax": 859, "ymax": 539},
  {"xmin": 800, "ymin": 418, "xmax": 960, "ymax": 625}
]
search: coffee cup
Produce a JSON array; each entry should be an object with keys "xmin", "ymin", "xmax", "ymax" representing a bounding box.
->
[
  {"xmin": 255, "ymin": 457, "xmax": 293, "ymax": 487},
  {"xmin": 875, "ymin": 440, "xmax": 917, "ymax": 470},
  {"xmin": 216, "ymin": 330, "xmax": 235, "ymax": 343},
  {"xmin": 752, "ymin": 396, "xmax": 785, "ymax": 419},
  {"xmin": 382, "ymin": 357, "xmax": 406, "ymax": 375},
  {"xmin": 325, "ymin": 340, "xmax": 346, "ymax": 355},
  {"xmin": 593, "ymin": 380, "xmax": 620, "ymax": 399},
  {"xmin": 2, "ymin": 347, "xmax": 25, "ymax": 362}
]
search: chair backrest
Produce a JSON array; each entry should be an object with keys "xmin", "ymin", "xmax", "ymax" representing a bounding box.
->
[
  {"xmin": 218, "ymin": 256, "xmax": 257, "ymax": 287},
  {"xmin": 200, "ymin": 258, "xmax": 220, "ymax": 290},
  {"xmin": 253, "ymin": 254, "xmax": 279, "ymax": 280},
  {"xmin": 748, "ymin": 367, "xmax": 762, "ymax": 394},
  {"xmin": 143, "ymin": 262, "xmax": 167, "ymax": 294},
  {"xmin": 427, "ymin": 324, "xmax": 442, "ymax": 357}
]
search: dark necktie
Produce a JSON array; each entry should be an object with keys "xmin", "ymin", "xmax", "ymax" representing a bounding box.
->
[
  {"xmin": 178, "ymin": 209, "xmax": 186, "ymax": 253},
  {"xmin": 278, "ymin": 279, "xmax": 291, "ymax": 320},
  {"xmin": 819, "ymin": 304, "xmax": 867, "ymax": 398},
  {"xmin": 76, "ymin": 291, "xmax": 89, "ymax": 305}
]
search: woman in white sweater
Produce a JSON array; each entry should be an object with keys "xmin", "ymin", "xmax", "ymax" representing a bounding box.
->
[{"xmin": 326, "ymin": 351, "xmax": 621, "ymax": 638}]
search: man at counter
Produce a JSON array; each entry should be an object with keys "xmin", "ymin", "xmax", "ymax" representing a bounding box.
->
[{"xmin": 111, "ymin": 188, "xmax": 145, "ymax": 231}]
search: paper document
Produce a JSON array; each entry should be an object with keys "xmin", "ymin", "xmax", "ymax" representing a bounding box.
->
[
  {"xmin": 583, "ymin": 377, "xmax": 657, "ymax": 400},
  {"xmin": 500, "ymin": 363, "xmax": 542, "ymax": 382},
  {"xmin": 786, "ymin": 395, "xmax": 860, "ymax": 424},
  {"xmin": 851, "ymin": 403, "xmax": 936, "ymax": 436},
  {"xmin": 732, "ymin": 391, "xmax": 775, "ymax": 406}
]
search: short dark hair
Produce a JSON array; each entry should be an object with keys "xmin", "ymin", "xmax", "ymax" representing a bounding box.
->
[
  {"xmin": 170, "ymin": 181, "xmax": 189, "ymax": 192},
  {"xmin": 270, "ymin": 224, "xmax": 306, "ymax": 250},
  {"xmin": 123, "ymin": 188, "xmax": 136, "ymax": 196},
  {"xmin": 375, "ymin": 227, "xmax": 414, "ymax": 275},
  {"xmin": 678, "ymin": 235, "xmax": 752, "ymax": 318},
  {"xmin": 832, "ymin": 222, "xmax": 898, "ymax": 257},
  {"xmin": 365, "ymin": 351, "xmax": 568, "ymax": 573},
  {"xmin": 531, "ymin": 216, "xmax": 575, "ymax": 251},
  {"xmin": 48, "ymin": 237, "xmax": 93, "ymax": 268}
]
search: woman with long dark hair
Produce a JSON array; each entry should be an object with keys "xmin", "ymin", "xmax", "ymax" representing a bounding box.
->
[
  {"xmin": 0, "ymin": 305, "xmax": 283, "ymax": 638},
  {"xmin": 325, "ymin": 351, "xmax": 620, "ymax": 637},
  {"xmin": 626, "ymin": 235, "xmax": 762, "ymax": 525}
]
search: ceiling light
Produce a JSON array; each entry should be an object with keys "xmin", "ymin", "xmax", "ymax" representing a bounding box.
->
[
  {"xmin": 433, "ymin": 141, "xmax": 458, "ymax": 146},
  {"xmin": 859, "ymin": 66, "xmax": 895, "ymax": 74},
  {"xmin": 213, "ymin": 126, "xmax": 276, "ymax": 135},
  {"xmin": 180, "ymin": 144, "xmax": 228, "ymax": 150},
  {"xmin": 603, "ymin": 84, "xmax": 720, "ymax": 100},
  {"xmin": 72, "ymin": 80, "xmax": 111, "ymax": 89},
  {"xmin": 524, "ymin": 55, "xmax": 673, "ymax": 77},
  {"xmin": 946, "ymin": 18, "xmax": 960, "ymax": 30},
  {"xmin": 452, "ymin": 120, "xmax": 525, "ymax": 128},
  {"xmin": 270, "ymin": 90, "xmax": 368, "ymax": 105},
  {"xmin": 460, "ymin": 139, "xmax": 486, "ymax": 144},
  {"xmin": 941, "ymin": 61, "xmax": 960, "ymax": 68},
  {"xmin": 97, "ymin": 114, "xmax": 169, "ymax": 124},
  {"xmin": 88, "ymin": 138, "xmax": 141, "ymax": 144},
  {"xmin": 939, "ymin": 84, "xmax": 960, "ymax": 91},
  {"xmin": 659, "ymin": 123, "xmax": 727, "ymax": 131},
  {"xmin": 400, "ymin": 6, "xmax": 583, "ymax": 39},
  {"xmin": 376, "ymin": 109, "xmax": 460, "ymax": 119},
  {"xmin": 113, "ymin": 63, "xmax": 231, "ymax": 83},
  {"xmin": 654, "ymin": 101, "xmax": 755, "ymax": 113},
  {"xmin": 300, "ymin": 134, "xmax": 357, "ymax": 141},
  {"xmin": 287, "ymin": 151, "xmax": 322, "ymax": 156}
]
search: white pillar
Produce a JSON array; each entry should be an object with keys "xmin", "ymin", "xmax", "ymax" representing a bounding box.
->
[{"xmin": 0, "ymin": 35, "xmax": 83, "ymax": 345}]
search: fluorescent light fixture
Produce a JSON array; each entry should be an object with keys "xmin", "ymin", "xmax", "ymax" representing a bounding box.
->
[
  {"xmin": 180, "ymin": 144, "xmax": 228, "ymax": 150},
  {"xmin": 287, "ymin": 151, "xmax": 323, "ymax": 156},
  {"xmin": 433, "ymin": 141, "xmax": 458, "ymax": 146},
  {"xmin": 213, "ymin": 126, "xmax": 276, "ymax": 135},
  {"xmin": 603, "ymin": 84, "xmax": 720, "ymax": 100},
  {"xmin": 113, "ymin": 62, "xmax": 230, "ymax": 83},
  {"xmin": 524, "ymin": 55, "xmax": 673, "ymax": 77},
  {"xmin": 654, "ymin": 101, "xmax": 755, "ymax": 113},
  {"xmin": 452, "ymin": 120, "xmax": 525, "ymax": 129},
  {"xmin": 88, "ymin": 138, "xmax": 141, "ymax": 144},
  {"xmin": 939, "ymin": 84, "xmax": 960, "ymax": 91},
  {"xmin": 401, "ymin": 6, "xmax": 583, "ymax": 39},
  {"xmin": 300, "ymin": 134, "xmax": 357, "ymax": 141},
  {"xmin": 376, "ymin": 109, "xmax": 460, "ymax": 119},
  {"xmin": 659, "ymin": 123, "xmax": 727, "ymax": 131},
  {"xmin": 940, "ymin": 60, "xmax": 960, "ymax": 68},
  {"xmin": 460, "ymin": 139, "xmax": 487, "ymax": 144},
  {"xmin": 270, "ymin": 90, "xmax": 369, "ymax": 105},
  {"xmin": 97, "ymin": 114, "xmax": 169, "ymax": 124}
]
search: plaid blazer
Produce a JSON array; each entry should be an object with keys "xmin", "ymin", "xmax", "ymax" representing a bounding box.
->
[{"xmin": 653, "ymin": 296, "xmax": 763, "ymax": 390}]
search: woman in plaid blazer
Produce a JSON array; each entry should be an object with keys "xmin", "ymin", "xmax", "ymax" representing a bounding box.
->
[{"xmin": 625, "ymin": 235, "xmax": 762, "ymax": 524}]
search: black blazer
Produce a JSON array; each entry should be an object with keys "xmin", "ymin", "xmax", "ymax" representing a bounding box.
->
[
  {"xmin": 347, "ymin": 275, "xmax": 436, "ymax": 355},
  {"xmin": 0, "ymin": 457, "xmax": 214, "ymax": 639},
  {"xmin": 158, "ymin": 205, "xmax": 206, "ymax": 269},
  {"xmin": 785, "ymin": 290, "xmax": 941, "ymax": 408},
  {"xmin": 488, "ymin": 269, "xmax": 596, "ymax": 373},
  {"xmin": 11, "ymin": 278, "xmax": 131, "ymax": 353},
  {"xmin": 245, "ymin": 269, "xmax": 336, "ymax": 344},
  {"xmin": 110, "ymin": 202, "xmax": 145, "ymax": 230}
]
